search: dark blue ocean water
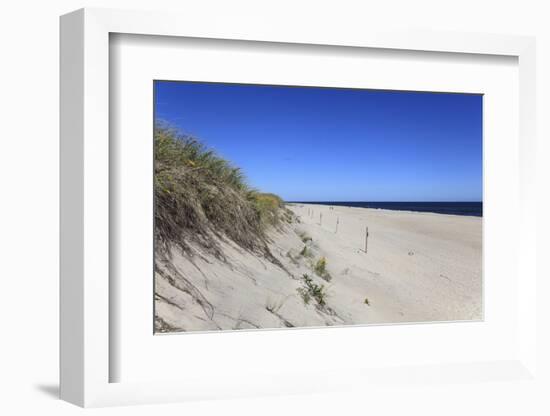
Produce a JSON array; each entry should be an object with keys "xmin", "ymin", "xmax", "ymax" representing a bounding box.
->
[{"xmin": 290, "ymin": 201, "xmax": 483, "ymax": 217}]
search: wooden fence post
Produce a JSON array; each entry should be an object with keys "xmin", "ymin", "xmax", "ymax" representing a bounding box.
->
[{"xmin": 365, "ymin": 226, "xmax": 369, "ymax": 253}]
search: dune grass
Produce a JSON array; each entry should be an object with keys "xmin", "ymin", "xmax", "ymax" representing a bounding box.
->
[
  {"xmin": 314, "ymin": 256, "xmax": 332, "ymax": 282},
  {"xmin": 297, "ymin": 273, "xmax": 327, "ymax": 307},
  {"xmin": 154, "ymin": 123, "xmax": 288, "ymax": 261},
  {"xmin": 299, "ymin": 245, "xmax": 312, "ymax": 258}
]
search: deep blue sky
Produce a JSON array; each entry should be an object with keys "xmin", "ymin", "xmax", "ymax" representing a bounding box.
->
[{"xmin": 155, "ymin": 81, "xmax": 482, "ymax": 202}]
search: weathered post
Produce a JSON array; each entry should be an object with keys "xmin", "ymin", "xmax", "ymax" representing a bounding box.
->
[
  {"xmin": 320, "ymin": 212, "xmax": 323, "ymax": 226},
  {"xmin": 365, "ymin": 226, "xmax": 369, "ymax": 253},
  {"xmin": 335, "ymin": 217, "xmax": 339, "ymax": 233}
]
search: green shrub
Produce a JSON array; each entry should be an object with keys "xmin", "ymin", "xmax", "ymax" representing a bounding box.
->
[
  {"xmin": 297, "ymin": 274, "xmax": 327, "ymax": 307},
  {"xmin": 314, "ymin": 257, "xmax": 331, "ymax": 282}
]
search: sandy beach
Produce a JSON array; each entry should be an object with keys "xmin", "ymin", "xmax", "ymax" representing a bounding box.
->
[{"xmin": 155, "ymin": 203, "xmax": 482, "ymax": 332}]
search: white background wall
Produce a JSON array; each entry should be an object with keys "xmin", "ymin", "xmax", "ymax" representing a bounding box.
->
[{"xmin": 0, "ymin": 0, "xmax": 548, "ymax": 414}]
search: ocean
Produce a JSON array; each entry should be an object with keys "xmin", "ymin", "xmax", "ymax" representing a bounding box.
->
[{"xmin": 290, "ymin": 201, "xmax": 483, "ymax": 217}]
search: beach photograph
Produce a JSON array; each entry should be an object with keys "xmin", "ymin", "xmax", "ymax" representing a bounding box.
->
[{"xmin": 154, "ymin": 81, "xmax": 483, "ymax": 333}]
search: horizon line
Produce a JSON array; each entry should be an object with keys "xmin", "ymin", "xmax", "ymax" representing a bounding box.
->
[{"xmin": 285, "ymin": 200, "xmax": 483, "ymax": 203}]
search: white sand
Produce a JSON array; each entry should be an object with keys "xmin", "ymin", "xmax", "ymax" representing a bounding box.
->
[{"xmin": 155, "ymin": 204, "xmax": 482, "ymax": 332}]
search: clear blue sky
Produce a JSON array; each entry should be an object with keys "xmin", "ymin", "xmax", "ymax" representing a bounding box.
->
[{"xmin": 155, "ymin": 81, "xmax": 482, "ymax": 202}]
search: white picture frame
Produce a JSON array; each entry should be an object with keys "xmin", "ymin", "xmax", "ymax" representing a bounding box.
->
[{"xmin": 60, "ymin": 7, "xmax": 537, "ymax": 407}]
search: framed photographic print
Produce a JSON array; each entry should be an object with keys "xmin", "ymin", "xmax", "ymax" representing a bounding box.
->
[{"xmin": 60, "ymin": 8, "xmax": 538, "ymax": 407}]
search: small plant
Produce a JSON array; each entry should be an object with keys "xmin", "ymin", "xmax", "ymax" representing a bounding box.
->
[
  {"xmin": 297, "ymin": 273, "xmax": 327, "ymax": 307},
  {"xmin": 299, "ymin": 245, "xmax": 313, "ymax": 258},
  {"xmin": 314, "ymin": 257, "xmax": 326, "ymax": 274},
  {"xmin": 364, "ymin": 297, "xmax": 370, "ymax": 306},
  {"xmin": 314, "ymin": 257, "xmax": 331, "ymax": 282},
  {"xmin": 266, "ymin": 298, "xmax": 284, "ymax": 314}
]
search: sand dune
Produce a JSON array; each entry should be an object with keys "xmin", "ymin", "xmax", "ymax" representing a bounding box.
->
[{"xmin": 155, "ymin": 204, "xmax": 482, "ymax": 333}]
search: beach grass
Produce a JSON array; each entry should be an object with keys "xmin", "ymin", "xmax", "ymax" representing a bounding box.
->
[
  {"xmin": 297, "ymin": 273, "xmax": 327, "ymax": 307},
  {"xmin": 314, "ymin": 256, "xmax": 332, "ymax": 281},
  {"xmin": 154, "ymin": 123, "xmax": 286, "ymax": 260}
]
